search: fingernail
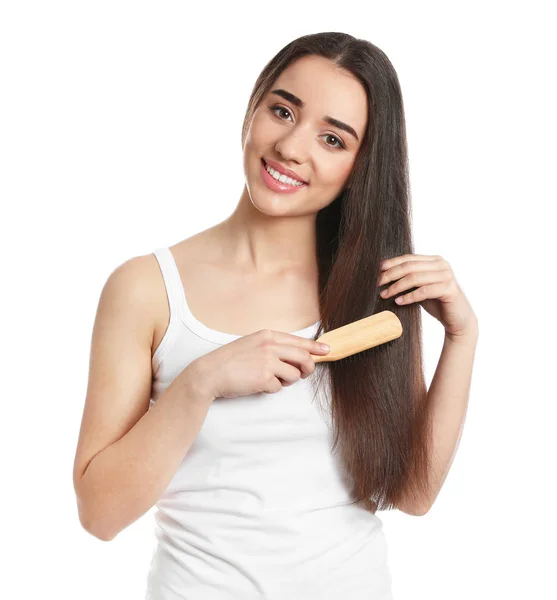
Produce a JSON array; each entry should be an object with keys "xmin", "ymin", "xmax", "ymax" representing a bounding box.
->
[{"xmin": 320, "ymin": 344, "xmax": 330, "ymax": 351}]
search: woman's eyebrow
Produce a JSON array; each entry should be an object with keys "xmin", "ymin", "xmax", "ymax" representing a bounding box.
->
[{"xmin": 270, "ymin": 88, "xmax": 359, "ymax": 142}]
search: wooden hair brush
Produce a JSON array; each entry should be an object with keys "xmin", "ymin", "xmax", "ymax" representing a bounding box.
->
[{"xmin": 310, "ymin": 310, "xmax": 403, "ymax": 363}]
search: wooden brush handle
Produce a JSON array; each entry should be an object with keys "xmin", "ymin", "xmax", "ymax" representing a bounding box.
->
[{"xmin": 311, "ymin": 310, "xmax": 403, "ymax": 363}]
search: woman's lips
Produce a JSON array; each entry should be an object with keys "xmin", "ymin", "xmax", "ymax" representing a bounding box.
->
[{"xmin": 260, "ymin": 159, "xmax": 308, "ymax": 194}]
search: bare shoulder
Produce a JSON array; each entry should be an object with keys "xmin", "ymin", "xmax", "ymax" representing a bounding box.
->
[
  {"xmin": 98, "ymin": 249, "xmax": 191, "ymax": 361},
  {"xmin": 109, "ymin": 253, "xmax": 166, "ymax": 351}
]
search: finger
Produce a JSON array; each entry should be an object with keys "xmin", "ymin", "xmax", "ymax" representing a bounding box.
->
[
  {"xmin": 274, "ymin": 360, "xmax": 304, "ymax": 385},
  {"xmin": 394, "ymin": 281, "xmax": 447, "ymax": 304},
  {"xmin": 273, "ymin": 344, "xmax": 319, "ymax": 378},
  {"xmin": 380, "ymin": 254, "xmax": 440, "ymax": 271},
  {"xmin": 381, "ymin": 270, "xmax": 451, "ymax": 299},
  {"xmin": 378, "ymin": 258, "xmax": 447, "ymax": 287},
  {"xmin": 266, "ymin": 330, "xmax": 330, "ymax": 354}
]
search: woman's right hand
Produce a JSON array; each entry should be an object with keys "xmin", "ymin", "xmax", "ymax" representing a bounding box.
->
[{"xmin": 190, "ymin": 329, "xmax": 330, "ymax": 400}]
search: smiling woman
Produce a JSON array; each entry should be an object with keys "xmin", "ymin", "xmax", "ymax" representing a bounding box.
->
[
  {"xmin": 241, "ymin": 39, "xmax": 431, "ymax": 512},
  {"xmin": 73, "ymin": 30, "xmax": 438, "ymax": 600}
]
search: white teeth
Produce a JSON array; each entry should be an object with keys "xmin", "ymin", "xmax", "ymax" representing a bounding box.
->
[{"xmin": 265, "ymin": 163, "xmax": 304, "ymax": 186}]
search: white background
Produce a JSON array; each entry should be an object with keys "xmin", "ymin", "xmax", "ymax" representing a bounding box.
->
[{"xmin": 1, "ymin": 1, "xmax": 555, "ymax": 599}]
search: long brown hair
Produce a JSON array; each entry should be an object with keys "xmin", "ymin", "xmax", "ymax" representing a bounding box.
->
[{"xmin": 241, "ymin": 32, "xmax": 432, "ymax": 513}]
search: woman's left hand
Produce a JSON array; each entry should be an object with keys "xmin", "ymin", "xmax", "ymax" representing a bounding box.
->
[{"xmin": 377, "ymin": 254, "xmax": 478, "ymax": 338}]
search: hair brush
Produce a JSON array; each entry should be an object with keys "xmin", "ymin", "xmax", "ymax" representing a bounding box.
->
[{"xmin": 310, "ymin": 310, "xmax": 402, "ymax": 363}]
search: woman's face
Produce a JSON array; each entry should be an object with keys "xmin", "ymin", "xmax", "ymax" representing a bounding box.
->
[{"xmin": 243, "ymin": 55, "xmax": 368, "ymax": 217}]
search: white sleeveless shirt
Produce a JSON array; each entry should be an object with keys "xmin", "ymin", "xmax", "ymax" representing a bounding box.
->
[{"xmin": 145, "ymin": 247, "xmax": 394, "ymax": 600}]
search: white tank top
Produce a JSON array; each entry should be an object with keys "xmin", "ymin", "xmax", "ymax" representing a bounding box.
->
[{"xmin": 145, "ymin": 246, "xmax": 394, "ymax": 600}]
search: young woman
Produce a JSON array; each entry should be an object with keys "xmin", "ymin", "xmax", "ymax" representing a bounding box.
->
[{"xmin": 73, "ymin": 32, "xmax": 478, "ymax": 599}]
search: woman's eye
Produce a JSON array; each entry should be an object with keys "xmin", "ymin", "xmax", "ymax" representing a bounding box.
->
[
  {"xmin": 322, "ymin": 134, "xmax": 345, "ymax": 150},
  {"xmin": 270, "ymin": 105, "xmax": 293, "ymax": 121},
  {"xmin": 268, "ymin": 105, "xmax": 346, "ymax": 150}
]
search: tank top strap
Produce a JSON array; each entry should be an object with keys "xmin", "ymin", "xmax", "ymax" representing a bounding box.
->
[{"xmin": 152, "ymin": 247, "xmax": 187, "ymax": 325}]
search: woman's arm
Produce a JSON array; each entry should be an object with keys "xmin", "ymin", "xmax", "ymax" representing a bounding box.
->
[
  {"xmin": 418, "ymin": 323, "xmax": 479, "ymax": 514},
  {"xmin": 76, "ymin": 365, "xmax": 214, "ymax": 541}
]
